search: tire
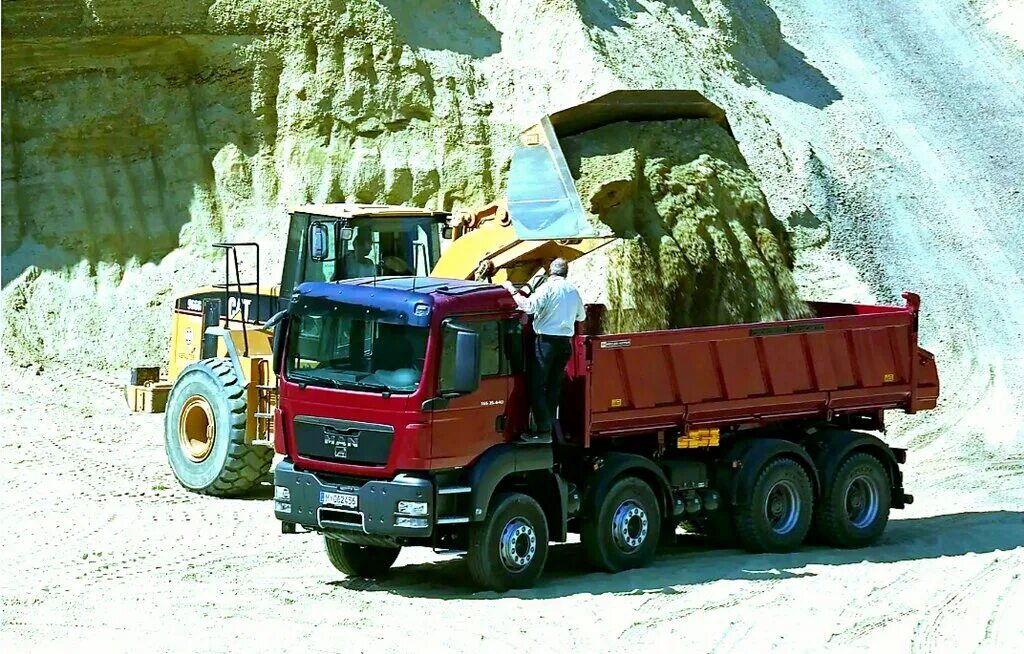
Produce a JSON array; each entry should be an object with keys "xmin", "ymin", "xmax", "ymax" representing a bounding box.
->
[
  {"xmin": 324, "ymin": 537, "xmax": 401, "ymax": 578},
  {"xmin": 467, "ymin": 492, "xmax": 549, "ymax": 591},
  {"xmin": 164, "ymin": 358, "xmax": 273, "ymax": 496},
  {"xmin": 814, "ymin": 452, "xmax": 891, "ymax": 548},
  {"xmin": 734, "ymin": 457, "xmax": 813, "ymax": 553},
  {"xmin": 582, "ymin": 476, "xmax": 661, "ymax": 572}
]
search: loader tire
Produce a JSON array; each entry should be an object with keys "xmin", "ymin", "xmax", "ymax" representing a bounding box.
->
[{"xmin": 164, "ymin": 358, "xmax": 272, "ymax": 496}]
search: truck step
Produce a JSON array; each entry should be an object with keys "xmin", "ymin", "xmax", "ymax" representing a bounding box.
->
[
  {"xmin": 432, "ymin": 548, "xmax": 467, "ymax": 556},
  {"xmin": 250, "ymin": 438, "xmax": 274, "ymax": 447},
  {"xmin": 436, "ymin": 516, "xmax": 470, "ymax": 525},
  {"xmin": 437, "ymin": 486, "xmax": 472, "ymax": 495},
  {"xmin": 254, "ymin": 412, "xmax": 274, "ymax": 419}
]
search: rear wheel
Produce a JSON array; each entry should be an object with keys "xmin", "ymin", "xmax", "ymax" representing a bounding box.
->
[
  {"xmin": 324, "ymin": 537, "xmax": 401, "ymax": 578},
  {"xmin": 815, "ymin": 452, "xmax": 891, "ymax": 548},
  {"xmin": 582, "ymin": 476, "xmax": 661, "ymax": 572},
  {"xmin": 734, "ymin": 458, "xmax": 813, "ymax": 552},
  {"xmin": 467, "ymin": 492, "xmax": 549, "ymax": 591},
  {"xmin": 164, "ymin": 358, "xmax": 272, "ymax": 496}
]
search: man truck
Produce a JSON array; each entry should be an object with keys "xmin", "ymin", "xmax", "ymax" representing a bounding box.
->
[{"xmin": 271, "ymin": 277, "xmax": 939, "ymax": 590}]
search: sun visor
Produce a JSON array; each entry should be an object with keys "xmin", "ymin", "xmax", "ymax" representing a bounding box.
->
[{"xmin": 506, "ymin": 117, "xmax": 608, "ymax": 240}]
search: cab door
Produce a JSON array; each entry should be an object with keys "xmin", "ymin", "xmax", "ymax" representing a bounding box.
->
[{"xmin": 429, "ymin": 317, "xmax": 520, "ymax": 466}]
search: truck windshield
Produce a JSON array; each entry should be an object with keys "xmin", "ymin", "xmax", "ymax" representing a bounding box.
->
[{"xmin": 285, "ymin": 303, "xmax": 428, "ymax": 393}]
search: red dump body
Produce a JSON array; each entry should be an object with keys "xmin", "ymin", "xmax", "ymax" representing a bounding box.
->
[{"xmin": 564, "ymin": 293, "xmax": 939, "ymax": 445}]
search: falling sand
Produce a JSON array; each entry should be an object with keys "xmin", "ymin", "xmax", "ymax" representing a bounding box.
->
[{"xmin": 563, "ymin": 119, "xmax": 810, "ymax": 333}]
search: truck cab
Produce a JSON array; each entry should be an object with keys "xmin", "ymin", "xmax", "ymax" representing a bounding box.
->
[{"xmin": 273, "ymin": 278, "xmax": 545, "ymax": 570}]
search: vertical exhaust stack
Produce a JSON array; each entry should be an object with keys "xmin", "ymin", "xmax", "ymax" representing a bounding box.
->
[{"xmin": 506, "ymin": 89, "xmax": 733, "ymax": 241}]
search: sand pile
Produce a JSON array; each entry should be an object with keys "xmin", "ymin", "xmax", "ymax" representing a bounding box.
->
[{"xmin": 563, "ymin": 119, "xmax": 809, "ymax": 333}]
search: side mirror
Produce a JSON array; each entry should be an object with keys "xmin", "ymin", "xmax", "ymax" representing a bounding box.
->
[
  {"xmin": 442, "ymin": 225, "xmax": 454, "ymax": 240},
  {"xmin": 339, "ymin": 226, "xmax": 354, "ymax": 241},
  {"xmin": 446, "ymin": 330, "xmax": 481, "ymax": 396},
  {"xmin": 309, "ymin": 222, "xmax": 332, "ymax": 261}
]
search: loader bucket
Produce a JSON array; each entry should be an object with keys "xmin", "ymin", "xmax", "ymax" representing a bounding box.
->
[{"xmin": 506, "ymin": 89, "xmax": 731, "ymax": 240}]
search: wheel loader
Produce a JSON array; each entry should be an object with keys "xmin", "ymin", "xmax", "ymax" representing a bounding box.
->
[{"xmin": 135, "ymin": 89, "xmax": 730, "ymax": 497}]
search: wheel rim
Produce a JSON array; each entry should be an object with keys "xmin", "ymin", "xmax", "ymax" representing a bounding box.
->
[
  {"xmin": 498, "ymin": 518, "xmax": 537, "ymax": 572},
  {"xmin": 845, "ymin": 474, "xmax": 880, "ymax": 528},
  {"xmin": 764, "ymin": 480, "xmax": 801, "ymax": 535},
  {"xmin": 179, "ymin": 395, "xmax": 215, "ymax": 462},
  {"xmin": 611, "ymin": 500, "xmax": 649, "ymax": 553}
]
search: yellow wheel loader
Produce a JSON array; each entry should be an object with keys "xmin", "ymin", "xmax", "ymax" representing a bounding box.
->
[{"xmin": 136, "ymin": 89, "xmax": 730, "ymax": 497}]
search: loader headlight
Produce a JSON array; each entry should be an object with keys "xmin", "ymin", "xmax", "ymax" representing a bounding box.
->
[{"xmin": 397, "ymin": 501, "xmax": 428, "ymax": 516}]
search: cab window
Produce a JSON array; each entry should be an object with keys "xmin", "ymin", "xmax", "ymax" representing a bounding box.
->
[{"xmin": 438, "ymin": 318, "xmax": 521, "ymax": 388}]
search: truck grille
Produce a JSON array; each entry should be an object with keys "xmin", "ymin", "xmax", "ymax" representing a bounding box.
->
[{"xmin": 293, "ymin": 416, "xmax": 394, "ymax": 466}]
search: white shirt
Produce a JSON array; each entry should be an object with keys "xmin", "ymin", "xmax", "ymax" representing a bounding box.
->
[{"xmin": 515, "ymin": 275, "xmax": 586, "ymax": 336}]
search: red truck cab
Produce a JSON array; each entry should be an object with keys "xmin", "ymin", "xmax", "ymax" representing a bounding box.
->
[{"xmin": 273, "ymin": 277, "xmax": 939, "ymax": 591}]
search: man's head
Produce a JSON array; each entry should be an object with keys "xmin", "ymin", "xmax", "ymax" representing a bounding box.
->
[
  {"xmin": 549, "ymin": 257, "xmax": 569, "ymax": 278},
  {"xmin": 353, "ymin": 231, "xmax": 372, "ymax": 258}
]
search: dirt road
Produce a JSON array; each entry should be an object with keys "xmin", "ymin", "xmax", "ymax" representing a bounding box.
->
[{"xmin": 2, "ymin": 364, "xmax": 1021, "ymax": 653}]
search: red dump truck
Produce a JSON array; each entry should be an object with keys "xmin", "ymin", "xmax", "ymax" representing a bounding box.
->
[{"xmin": 271, "ymin": 277, "xmax": 939, "ymax": 590}]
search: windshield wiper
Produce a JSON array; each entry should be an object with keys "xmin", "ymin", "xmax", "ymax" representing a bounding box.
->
[{"xmin": 286, "ymin": 371, "xmax": 342, "ymax": 389}]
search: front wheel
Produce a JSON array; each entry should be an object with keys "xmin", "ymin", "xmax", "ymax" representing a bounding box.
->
[
  {"xmin": 467, "ymin": 493, "xmax": 549, "ymax": 591},
  {"xmin": 582, "ymin": 476, "xmax": 661, "ymax": 572},
  {"xmin": 814, "ymin": 452, "xmax": 891, "ymax": 548},
  {"xmin": 734, "ymin": 457, "xmax": 814, "ymax": 553},
  {"xmin": 324, "ymin": 537, "xmax": 401, "ymax": 578}
]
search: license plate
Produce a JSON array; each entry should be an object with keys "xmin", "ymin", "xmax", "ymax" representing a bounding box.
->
[{"xmin": 320, "ymin": 491, "xmax": 358, "ymax": 509}]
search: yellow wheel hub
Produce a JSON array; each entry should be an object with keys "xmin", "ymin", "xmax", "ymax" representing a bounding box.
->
[{"xmin": 179, "ymin": 395, "xmax": 215, "ymax": 462}]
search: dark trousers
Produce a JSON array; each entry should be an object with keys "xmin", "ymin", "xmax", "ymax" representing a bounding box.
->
[{"xmin": 528, "ymin": 334, "xmax": 573, "ymax": 434}]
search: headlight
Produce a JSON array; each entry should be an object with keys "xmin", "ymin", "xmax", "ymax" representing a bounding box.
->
[
  {"xmin": 395, "ymin": 516, "xmax": 429, "ymax": 528},
  {"xmin": 397, "ymin": 501, "xmax": 428, "ymax": 516},
  {"xmin": 274, "ymin": 486, "xmax": 291, "ymax": 501}
]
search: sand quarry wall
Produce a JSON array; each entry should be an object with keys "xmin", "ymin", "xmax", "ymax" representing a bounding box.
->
[
  {"xmin": 1, "ymin": 0, "xmax": 832, "ymax": 369},
  {"xmin": 4, "ymin": 1, "xmax": 1024, "ymax": 477}
]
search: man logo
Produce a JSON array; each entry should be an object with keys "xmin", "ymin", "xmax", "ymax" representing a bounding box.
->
[{"xmin": 324, "ymin": 427, "xmax": 359, "ymax": 459}]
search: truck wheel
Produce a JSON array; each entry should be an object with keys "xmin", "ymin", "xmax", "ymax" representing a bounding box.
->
[
  {"xmin": 582, "ymin": 476, "xmax": 661, "ymax": 572},
  {"xmin": 164, "ymin": 358, "xmax": 272, "ymax": 496},
  {"xmin": 324, "ymin": 537, "xmax": 401, "ymax": 578},
  {"xmin": 734, "ymin": 458, "xmax": 813, "ymax": 553},
  {"xmin": 467, "ymin": 492, "xmax": 549, "ymax": 591},
  {"xmin": 814, "ymin": 452, "xmax": 891, "ymax": 548}
]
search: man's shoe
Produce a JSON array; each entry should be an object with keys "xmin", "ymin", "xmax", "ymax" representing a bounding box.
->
[{"xmin": 519, "ymin": 430, "xmax": 552, "ymax": 444}]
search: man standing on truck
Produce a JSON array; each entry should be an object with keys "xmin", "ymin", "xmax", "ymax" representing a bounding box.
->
[{"xmin": 503, "ymin": 257, "xmax": 586, "ymax": 444}]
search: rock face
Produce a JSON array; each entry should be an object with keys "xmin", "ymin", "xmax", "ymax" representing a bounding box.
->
[
  {"xmin": 1, "ymin": 0, "xmax": 506, "ymax": 366},
  {"xmin": 564, "ymin": 119, "xmax": 807, "ymax": 332},
  {"xmin": 7, "ymin": 0, "xmax": 1012, "ymax": 374}
]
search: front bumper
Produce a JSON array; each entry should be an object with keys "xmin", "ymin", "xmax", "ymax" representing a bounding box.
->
[{"xmin": 274, "ymin": 459, "xmax": 434, "ymax": 541}]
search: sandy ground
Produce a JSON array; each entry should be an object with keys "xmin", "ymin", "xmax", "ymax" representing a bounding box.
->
[{"xmin": 2, "ymin": 363, "xmax": 1022, "ymax": 654}]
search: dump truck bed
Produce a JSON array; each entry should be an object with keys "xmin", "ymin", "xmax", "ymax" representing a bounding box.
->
[{"xmin": 565, "ymin": 293, "xmax": 939, "ymax": 444}]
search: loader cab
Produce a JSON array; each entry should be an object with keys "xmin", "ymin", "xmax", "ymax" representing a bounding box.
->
[{"xmin": 279, "ymin": 205, "xmax": 450, "ymax": 297}]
